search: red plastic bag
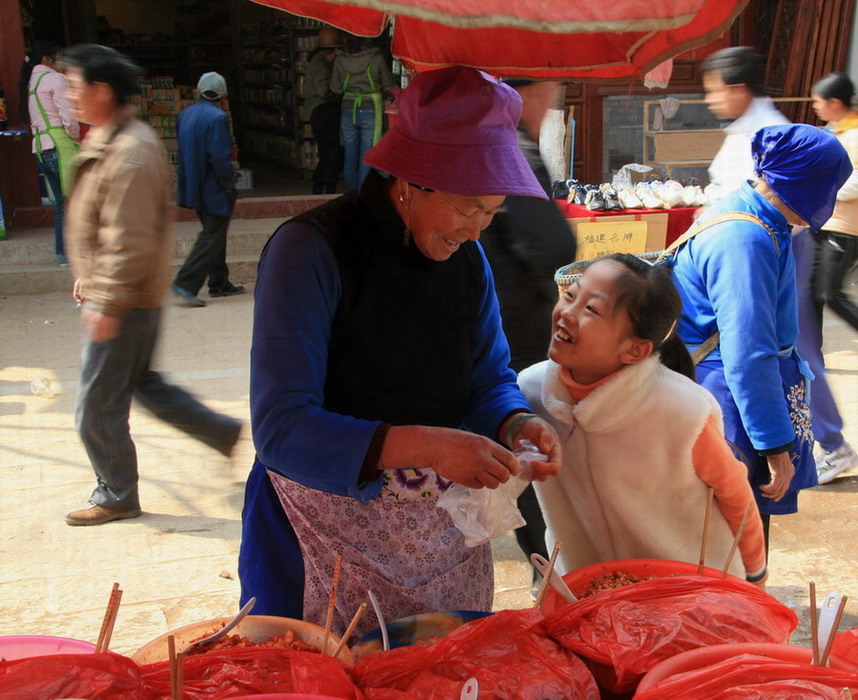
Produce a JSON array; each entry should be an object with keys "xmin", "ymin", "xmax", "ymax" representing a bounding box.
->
[
  {"xmin": 362, "ymin": 674, "xmax": 467, "ymax": 699},
  {"xmin": 833, "ymin": 628, "xmax": 858, "ymax": 671},
  {"xmin": 633, "ymin": 654, "xmax": 858, "ymax": 699},
  {"xmin": 0, "ymin": 652, "xmax": 144, "ymax": 700},
  {"xmin": 140, "ymin": 647, "xmax": 361, "ymax": 699},
  {"xmin": 544, "ymin": 575, "xmax": 798, "ymax": 694},
  {"xmin": 353, "ymin": 608, "xmax": 599, "ymax": 699}
]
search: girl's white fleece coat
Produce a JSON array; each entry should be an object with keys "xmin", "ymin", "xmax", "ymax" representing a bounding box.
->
[{"xmin": 518, "ymin": 356, "xmax": 744, "ymax": 578}]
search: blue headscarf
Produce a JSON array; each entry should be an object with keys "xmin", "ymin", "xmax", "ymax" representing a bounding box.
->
[{"xmin": 752, "ymin": 124, "xmax": 852, "ymax": 230}]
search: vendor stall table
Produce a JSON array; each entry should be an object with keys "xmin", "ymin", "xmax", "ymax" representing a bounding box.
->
[{"xmin": 557, "ymin": 201, "xmax": 697, "ymax": 251}]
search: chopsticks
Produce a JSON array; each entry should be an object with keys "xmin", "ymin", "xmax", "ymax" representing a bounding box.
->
[
  {"xmin": 810, "ymin": 582, "xmax": 820, "ymax": 665},
  {"xmin": 720, "ymin": 501, "xmax": 752, "ymax": 578},
  {"xmin": 534, "ymin": 541, "xmax": 561, "ymax": 609},
  {"xmin": 698, "ymin": 487, "xmax": 714, "ymax": 574},
  {"xmin": 168, "ymin": 634, "xmax": 184, "ymax": 700},
  {"xmin": 322, "ymin": 553, "xmax": 343, "ymax": 656},
  {"xmin": 95, "ymin": 581, "xmax": 123, "ymax": 653},
  {"xmin": 331, "ymin": 602, "xmax": 367, "ymax": 659}
]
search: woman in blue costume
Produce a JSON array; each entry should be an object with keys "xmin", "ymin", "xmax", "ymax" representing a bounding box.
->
[
  {"xmin": 238, "ymin": 67, "xmax": 561, "ymax": 637},
  {"xmin": 671, "ymin": 124, "xmax": 851, "ymax": 550}
]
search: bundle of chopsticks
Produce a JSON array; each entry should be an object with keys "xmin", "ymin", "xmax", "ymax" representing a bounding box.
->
[{"xmin": 95, "ymin": 581, "xmax": 122, "ymax": 654}]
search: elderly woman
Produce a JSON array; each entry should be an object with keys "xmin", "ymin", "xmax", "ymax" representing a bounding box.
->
[
  {"xmin": 671, "ymin": 124, "xmax": 851, "ymax": 550},
  {"xmin": 239, "ymin": 67, "xmax": 561, "ymax": 635}
]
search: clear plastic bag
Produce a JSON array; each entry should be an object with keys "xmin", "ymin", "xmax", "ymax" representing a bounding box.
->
[{"xmin": 436, "ymin": 440, "xmax": 548, "ymax": 547}]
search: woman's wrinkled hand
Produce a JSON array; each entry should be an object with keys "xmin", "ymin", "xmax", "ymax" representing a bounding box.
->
[
  {"xmin": 424, "ymin": 428, "xmax": 520, "ymax": 490},
  {"xmin": 760, "ymin": 451, "xmax": 795, "ymax": 501}
]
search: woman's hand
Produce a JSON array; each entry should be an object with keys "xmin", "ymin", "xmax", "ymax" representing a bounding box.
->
[
  {"xmin": 759, "ymin": 451, "xmax": 795, "ymax": 501},
  {"xmin": 424, "ymin": 428, "xmax": 521, "ymax": 489},
  {"xmin": 509, "ymin": 416, "xmax": 562, "ymax": 481}
]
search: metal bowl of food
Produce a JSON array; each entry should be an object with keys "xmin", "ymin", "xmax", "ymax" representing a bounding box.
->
[
  {"xmin": 350, "ymin": 610, "xmax": 493, "ymax": 659},
  {"xmin": 131, "ymin": 615, "xmax": 353, "ymax": 665}
]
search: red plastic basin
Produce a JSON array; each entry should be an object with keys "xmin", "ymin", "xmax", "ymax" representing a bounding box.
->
[
  {"xmin": 0, "ymin": 635, "xmax": 96, "ymax": 660},
  {"xmin": 636, "ymin": 642, "xmax": 853, "ymax": 693},
  {"xmin": 542, "ymin": 558, "xmax": 750, "ymax": 615}
]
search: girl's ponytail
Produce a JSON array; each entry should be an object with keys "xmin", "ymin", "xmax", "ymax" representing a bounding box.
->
[
  {"xmin": 658, "ymin": 333, "xmax": 695, "ymax": 381},
  {"xmin": 605, "ymin": 253, "xmax": 695, "ymax": 380}
]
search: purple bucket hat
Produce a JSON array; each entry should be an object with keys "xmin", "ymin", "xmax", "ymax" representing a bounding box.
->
[{"xmin": 364, "ymin": 66, "xmax": 547, "ymax": 200}]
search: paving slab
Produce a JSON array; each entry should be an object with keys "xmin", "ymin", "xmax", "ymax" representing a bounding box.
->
[{"xmin": 0, "ymin": 287, "xmax": 856, "ymax": 657}]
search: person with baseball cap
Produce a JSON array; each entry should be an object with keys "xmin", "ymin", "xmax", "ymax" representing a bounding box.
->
[
  {"xmin": 172, "ymin": 71, "xmax": 244, "ymax": 307},
  {"xmin": 239, "ymin": 66, "xmax": 562, "ymax": 634}
]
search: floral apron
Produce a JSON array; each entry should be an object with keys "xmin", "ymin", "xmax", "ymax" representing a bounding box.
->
[{"xmin": 268, "ymin": 467, "xmax": 493, "ymax": 638}]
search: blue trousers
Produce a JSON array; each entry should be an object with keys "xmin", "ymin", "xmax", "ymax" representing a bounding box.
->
[
  {"xmin": 76, "ymin": 306, "xmax": 241, "ymax": 508},
  {"xmin": 793, "ymin": 229, "xmax": 845, "ymax": 452},
  {"xmin": 37, "ymin": 149, "xmax": 66, "ymax": 262},
  {"xmin": 341, "ymin": 107, "xmax": 376, "ymax": 191}
]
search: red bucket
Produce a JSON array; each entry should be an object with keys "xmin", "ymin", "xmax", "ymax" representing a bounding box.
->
[
  {"xmin": 0, "ymin": 635, "xmax": 96, "ymax": 660},
  {"xmin": 636, "ymin": 642, "xmax": 854, "ymax": 694},
  {"xmin": 542, "ymin": 558, "xmax": 750, "ymax": 615}
]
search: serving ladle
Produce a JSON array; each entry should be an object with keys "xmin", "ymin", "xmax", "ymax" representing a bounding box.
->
[{"xmin": 181, "ymin": 597, "xmax": 257, "ymax": 655}]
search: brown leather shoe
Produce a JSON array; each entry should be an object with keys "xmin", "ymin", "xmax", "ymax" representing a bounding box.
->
[{"xmin": 65, "ymin": 503, "xmax": 142, "ymax": 526}]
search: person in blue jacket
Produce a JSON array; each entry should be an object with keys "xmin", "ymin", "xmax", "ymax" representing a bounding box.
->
[
  {"xmin": 671, "ymin": 124, "xmax": 851, "ymax": 552},
  {"xmin": 172, "ymin": 72, "xmax": 243, "ymax": 307},
  {"xmin": 238, "ymin": 67, "xmax": 562, "ymax": 637}
]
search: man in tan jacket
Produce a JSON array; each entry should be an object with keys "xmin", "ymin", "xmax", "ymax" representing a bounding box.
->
[{"xmin": 61, "ymin": 44, "xmax": 242, "ymax": 526}]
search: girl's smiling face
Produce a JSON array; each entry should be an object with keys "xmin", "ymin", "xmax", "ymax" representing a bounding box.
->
[{"xmin": 549, "ymin": 259, "xmax": 647, "ymax": 384}]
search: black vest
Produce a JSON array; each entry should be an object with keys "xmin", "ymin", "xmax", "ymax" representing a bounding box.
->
[{"xmin": 286, "ymin": 172, "xmax": 484, "ymax": 428}]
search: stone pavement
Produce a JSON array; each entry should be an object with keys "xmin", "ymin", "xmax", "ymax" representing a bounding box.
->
[{"xmin": 0, "ymin": 250, "xmax": 856, "ymax": 657}]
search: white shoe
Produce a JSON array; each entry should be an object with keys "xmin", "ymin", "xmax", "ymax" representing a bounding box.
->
[{"xmin": 816, "ymin": 442, "xmax": 858, "ymax": 484}]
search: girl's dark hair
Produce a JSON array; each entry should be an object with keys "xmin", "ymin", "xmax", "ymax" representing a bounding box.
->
[
  {"xmin": 58, "ymin": 44, "xmax": 142, "ymax": 106},
  {"xmin": 812, "ymin": 72, "xmax": 855, "ymax": 108},
  {"xmin": 18, "ymin": 40, "xmax": 60, "ymax": 123},
  {"xmin": 604, "ymin": 253, "xmax": 696, "ymax": 380},
  {"xmin": 701, "ymin": 46, "xmax": 767, "ymax": 96}
]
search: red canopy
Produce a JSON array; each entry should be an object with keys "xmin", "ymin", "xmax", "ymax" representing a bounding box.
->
[{"xmin": 251, "ymin": 0, "xmax": 749, "ymax": 79}]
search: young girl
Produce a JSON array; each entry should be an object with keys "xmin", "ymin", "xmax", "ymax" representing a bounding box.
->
[{"xmin": 517, "ymin": 253, "xmax": 768, "ymax": 585}]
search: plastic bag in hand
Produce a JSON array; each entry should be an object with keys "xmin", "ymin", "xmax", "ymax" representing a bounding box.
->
[{"xmin": 436, "ymin": 440, "xmax": 547, "ymax": 547}]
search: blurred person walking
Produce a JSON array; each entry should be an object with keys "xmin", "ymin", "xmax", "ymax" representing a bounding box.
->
[
  {"xmin": 61, "ymin": 45, "xmax": 242, "ymax": 526},
  {"xmin": 799, "ymin": 72, "xmax": 858, "ymax": 483},
  {"xmin": 480, "ymin": 79, "xmax": 575, "ymax": 585},
  {"xmin": 172, "ymin": 72, "xmax": 244, "ymax": 308},
  {"xmin": 18, "ymin": 40, "xmax": 80, "ymax": 265},
  {"xmin": 702, "ymin": 47, "xmax": 789, "ymax": 200}
]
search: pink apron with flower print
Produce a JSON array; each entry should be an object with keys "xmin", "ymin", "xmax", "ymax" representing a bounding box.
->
[{"xmin": 268, "ymin": 468, "xmax": 493, "ymax": 639}]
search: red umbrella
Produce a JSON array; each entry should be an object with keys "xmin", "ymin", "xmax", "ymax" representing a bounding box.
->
[{"xmin": 252, "ymin": 0, "xmax": 749, "ymax": 79}]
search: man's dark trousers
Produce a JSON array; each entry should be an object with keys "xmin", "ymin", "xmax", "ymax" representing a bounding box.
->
[{"xmin": 174, "ymin": 195, "xmax": 235, "ymax": 295}]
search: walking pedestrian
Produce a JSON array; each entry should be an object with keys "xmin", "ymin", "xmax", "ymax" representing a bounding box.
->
[
  {"xmin": 61, "ymin": 45, "xmax": 242, "ymax": 526},
  {"xmin": 172, "ymin": 72, "xmax": 244, "ymax": 308},
  {"xmin": 702, "ymin": 46, "xmax": 789, "ymax": 200},
  {"xmin": 803, "ymin": 72, "xmax": 858, "ymax": 482}
]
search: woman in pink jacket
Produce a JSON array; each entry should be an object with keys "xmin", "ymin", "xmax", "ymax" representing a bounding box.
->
[{"xmin": 18, "ymin": 40, "xmax": 80, "ymax": 265}]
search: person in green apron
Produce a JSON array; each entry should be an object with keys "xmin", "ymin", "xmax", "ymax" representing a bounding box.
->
[
  {"xmin": 18, "ymin": 41, "xmax": 80, "ymax": 265},
  {"xmin": 330, "ymin": 35, "xmax": 393, "ymax": 190}
]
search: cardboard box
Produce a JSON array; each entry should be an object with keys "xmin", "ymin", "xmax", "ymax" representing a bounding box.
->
[
  {"xmin": 651, "ymin": 130, "xmax": 725, "ymax": 163},
  {"xmin": 234, "ymin": 168, "xmax": 254, "ymax": 190},
  {"xmin": 566, "ymin": 212, "xmax": 668, "ymax": 261}
]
